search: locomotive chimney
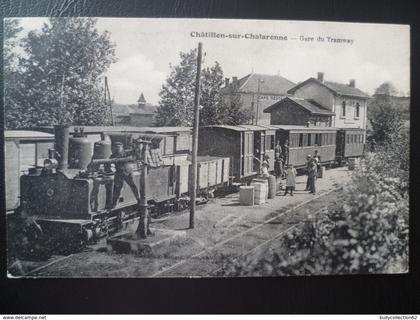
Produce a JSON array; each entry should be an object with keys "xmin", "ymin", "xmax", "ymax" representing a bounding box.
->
[
  {"xmin": 317, "ymin": 72, "xmax": 324, "ymax": 82},
  {"xmin": 54, "ymin": 125, "xmax": 70, "ymax": 170}
]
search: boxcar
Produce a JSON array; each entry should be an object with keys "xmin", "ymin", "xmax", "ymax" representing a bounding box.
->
[
  {"xmin": 5, "ymin": 130, "xmax": 55, "ymax": 213},
  {"xmin": 270, "ymin": 125, "xmax": 338, "ymax": 168},
  {"xmin": 336, "ymin": 128, "xmax": 365, "ymax": 162},
  {"xmin": 239, "ymin": 125, "xmax": 277, "ymax": 172},
  {"xmin": 198, "ymin": 125, "xmax": 277, "ymax": 181}
]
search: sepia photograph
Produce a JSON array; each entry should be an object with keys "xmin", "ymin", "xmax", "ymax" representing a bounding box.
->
[{"xmin": 4, "ymin": 17, "xmax": 410, "ymax": 278}]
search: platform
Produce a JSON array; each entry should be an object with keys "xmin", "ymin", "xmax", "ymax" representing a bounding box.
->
[{"xmin": 107, "ymin": 228, "xmax": 187, "ymax": 256}]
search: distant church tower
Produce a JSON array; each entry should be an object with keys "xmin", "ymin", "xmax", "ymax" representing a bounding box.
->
[{"xmin": 137, "ymin": 93, "xmax": 146, "ymax": 108}]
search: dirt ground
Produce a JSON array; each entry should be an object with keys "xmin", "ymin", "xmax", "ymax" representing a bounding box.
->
[{"xmin": 10, "ymin": 166, "xmax": 352, "ymax": 278}]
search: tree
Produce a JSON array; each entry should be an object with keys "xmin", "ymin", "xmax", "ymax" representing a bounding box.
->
[
  {"xmin": 374, "ymin": 81, "xmax": 398, "ymax": 96},
  {"xmin": 199, "ymin": 63, "xmax": 224, "ymax": 126},
  {"xmin": 5, "ymin": 18, "xmax": 117, "ymax": 129},
  {"xmin": 155, "ymin": 49, "xmax": 197, "ymax": 126},
  {"xmin": 4, "ymin": 19, "xmax": 24, "ymax": 127},
  {"xmin": 156, "ymin": 49, "xmax": 252, "ymax": 126},
  {"xmin": 368, "ymin": 82, "xmax": 405, "ymax": 145}
]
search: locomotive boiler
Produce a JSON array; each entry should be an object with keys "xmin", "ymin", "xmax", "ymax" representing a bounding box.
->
[{"xmin": 18, "ymin": 126, "xmax": 178, "ymax": 252}]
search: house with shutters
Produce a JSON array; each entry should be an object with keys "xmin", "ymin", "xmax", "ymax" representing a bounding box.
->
[{"xmin": 286, "ymin": 72, "xmax": 370, "ymax": 130}]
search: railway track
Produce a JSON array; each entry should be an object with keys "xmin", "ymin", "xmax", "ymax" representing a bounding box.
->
[
  {"xmin": 20, "ymin": 186, "xmax": 341, "ymax": 278},
  {"xmin": 150, "ymin": 188, "xmax": 338, "ymax": 277}
]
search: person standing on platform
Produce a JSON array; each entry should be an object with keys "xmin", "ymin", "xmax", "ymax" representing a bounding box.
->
[
  {"xmin": 284, "ymin": 164, "xmax": 297, "ymax": 196},
  {"xmin": 305, "ymin": 154, "xmax": 312, "ymax": 191},
  {"xmin": 313, "ymin": 150, "xmax": 321, "ymax": 173},
  {"xmin": 274, "ymin": 141, "xmax": 283, "ymax": 179},
  {"xmin": 308, "ymin": 157, "xmax": 318, "ymax": 194},
  {"xmin": 283, "ymin": 139, "xmax": 289, "ymax": 167}
]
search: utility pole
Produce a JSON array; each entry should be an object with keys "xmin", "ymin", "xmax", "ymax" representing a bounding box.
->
[
  {"xmin": 105, "ymin": 77, "xmax": 114, "ymax": 126},
  {"xmin": 256, "ymin": 79, "xmax": 264, "ymax": 125},
  {"xmin": 189, "ymin": 42, "xmax": 203, "ymax": 229}
]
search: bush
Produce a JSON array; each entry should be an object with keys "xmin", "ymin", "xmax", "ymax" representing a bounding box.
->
[{"xmin": 222, "ymin": 130, "xmax": 409, "ymax": 276}]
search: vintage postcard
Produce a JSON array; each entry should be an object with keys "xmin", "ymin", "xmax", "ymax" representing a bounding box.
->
[{"xmin": 4, "ymin": 18, "xmax": 409, "ymax": 277}]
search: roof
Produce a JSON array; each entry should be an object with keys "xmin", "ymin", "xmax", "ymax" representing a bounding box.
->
[
  {"xmin": 263, "ymin": 97, "xmax": 335, "ymax": 116},
  {"xmin": 287, "ymin": 78, "xmax": 370, "ymax": 99},
  {"xmin": 202, "ymin": 125, "xmax": 251, "ymax": 132},
  {"xmin": 5, "ymin": 130, "xmax": 55, "ymax": 140},
  {"xmin": 141, "ymin": 126, "xmax": 192, "ymax": 133},
  {"xmin": 202, "ymin": 124, "xmax": 280, "ymax": 132},
  {"xmin": 137, "ymin": 93, "xmax": 146, "ymax": 103},
  {"xmin": 113, "ymin": 103, "xmax": 157, "ymax": 115},
  {"xmin": 269, "ymin": 125, "xmax": 338, "ymax": 132},
  {"xmin": 222, "ymin": 73, "xmax": 296, "ymax": 95}
]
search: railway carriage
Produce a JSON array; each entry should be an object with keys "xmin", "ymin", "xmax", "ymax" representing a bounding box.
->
[
  {"xmin": 265, "ymin": 125, "xmax": 339, "ymax": 168},
  {"xmin": 336, "ymin": 128, "xmax": 365, "ymax": 163}
]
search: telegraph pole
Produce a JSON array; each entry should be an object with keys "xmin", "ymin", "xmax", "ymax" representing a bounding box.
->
[{"xmin": 189, "ymin": 42, "xmax": 203, "ymax": 229}]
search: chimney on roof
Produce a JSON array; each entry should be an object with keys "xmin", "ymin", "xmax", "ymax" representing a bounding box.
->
[
  {"xmin": 317, "ymin": 72, "xmax": 324, "ymax": 82},
  {"xmin": 232, "ymin": 76, "xmax": 238, "ymax": 90},
  {"xmin": 349, "ymin": 79, "xmax": 356, "ymax": 88},
  {"xmin": 225, "ymin": 78, "xmax": 230, "ymax": 87}
]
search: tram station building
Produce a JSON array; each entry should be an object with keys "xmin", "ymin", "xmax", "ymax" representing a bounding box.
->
[
  {"xmin": 264, "ymin": 72, "xmax": 370, "ymax": 133},
  {"xmin": 221, "ymin": 73, "xmax": 296, "ymax": 125}
]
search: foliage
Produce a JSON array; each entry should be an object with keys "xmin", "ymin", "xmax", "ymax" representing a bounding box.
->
[
  {"xmin": 5, "ymin": 18, "xmax": 117, "ymax": 129},
  {"xmin": 155, "ymin": 49, "xmax": 198, "ymax": 126},
  {"xmin": 155, "ymin": 49, "xmax": 252, "ymax": 126},
  {"xmin": 369, "ymin": 102, "xmax": 404, "ymax": 145},
  {"xmin": 223, "ymin": 130, "xmax": 409, "ymax": 276},
  {"xmin": 375, "ymin": 81, "xmax": 398, "ymax": 96}
]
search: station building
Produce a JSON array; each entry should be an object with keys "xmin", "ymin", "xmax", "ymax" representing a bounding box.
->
[
  {"xmin": 221, "ymin": 73, "xmax": 296, "ymax": 125},
  {"xmin": 264, "ymin": 72, "xmax": 370, "ymax": 139}
]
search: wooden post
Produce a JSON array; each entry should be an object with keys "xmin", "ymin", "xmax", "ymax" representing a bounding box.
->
[
  {"xmin": 189, "ymin": 42, "xmax": 202, "ymax": 229},
  {"xmin": 136, "ymin": 142, "xmax": 149, "ymax": 239}
]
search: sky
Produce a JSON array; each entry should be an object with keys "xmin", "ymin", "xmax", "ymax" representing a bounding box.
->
[{"xmin": 13, "ymin": 18, "xmax": 410, "ymax": 105}]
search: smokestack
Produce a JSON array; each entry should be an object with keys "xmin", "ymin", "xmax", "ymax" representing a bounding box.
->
[
  {"xmin": 349, "ymin": 79, "xmax": 356, "ymax": 88},
  {"xmin": 317, "ymin": 72, "xmax": 324, "ymax": 82},
  {"xmin": 54, "ymin": 125, "xmax": 70, "ymax": 170},
  {"xmin": 225, "ymin": 78, "xmax": 229, "ymax": 87}
]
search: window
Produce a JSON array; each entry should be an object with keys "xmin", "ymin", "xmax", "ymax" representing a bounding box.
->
[
  {"xmin": 346, "ymin": 135, "xmax": 350, "ymax": 144},
  {"xmin": 315, "ymin": 133, "xmax": 321, "ymax": 146},
  {"xmin": 165, "ymin": 136, "xmax": 174, "ymax": 155},
  {"xmin": 341, "ymin": 101, "xmax": 346, "ymax": 117},
  {"xmin": 355, "ymin": 103, "xmax": 360, "ymax": 118},
  {"xmin": 299, "ymin": 133, "xmax": 303, "ymax": 147}
]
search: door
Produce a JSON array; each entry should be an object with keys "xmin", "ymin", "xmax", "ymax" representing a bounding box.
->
[
  {"xmin": 242, "ymin": 131, "xmax": 254, "ymax": 177},
  {"xmin": 253, "ymin": 131, "xmax": 262, "ymax": 172}
]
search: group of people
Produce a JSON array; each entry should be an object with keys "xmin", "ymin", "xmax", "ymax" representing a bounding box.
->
[
  {"xmin": 274, "ymin": 140, "xmax": 288, "ymax": 179},
  {"xmin": 255, "ymin": 139, "xmax": 321, "ymax": 196},
  {"xmin": 282, "ymin": 152, "xmax": 319, "ymax": 196}
]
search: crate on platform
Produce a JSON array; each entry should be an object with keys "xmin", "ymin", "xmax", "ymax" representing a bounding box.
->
[
  {"xmin": 239, "ymin": 186, "xmax": 255, "ymax": 206},
  {"xmin": 251, "ymin": 179, "xmax": 269, "ymax": 199}
]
